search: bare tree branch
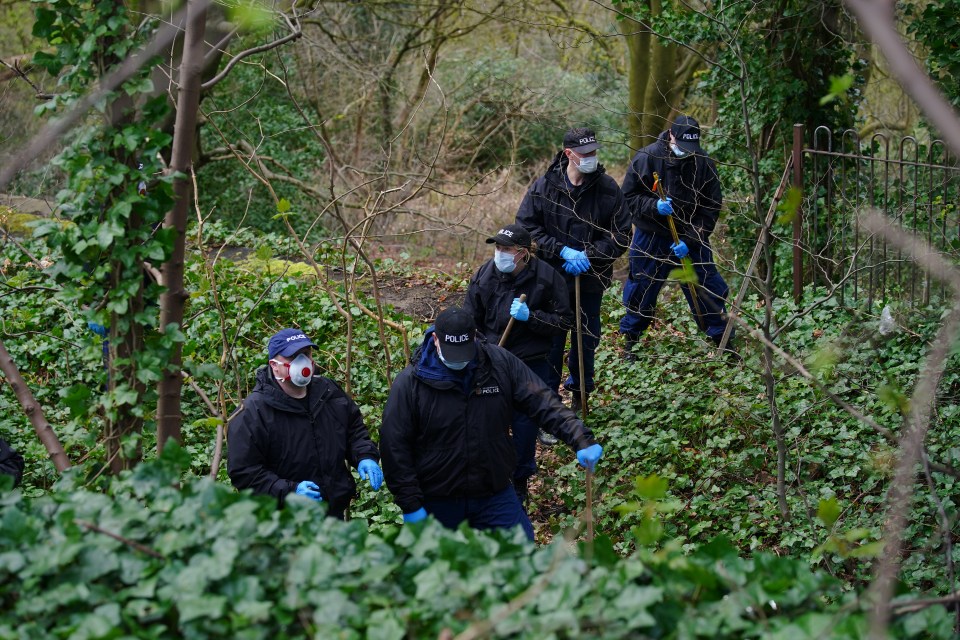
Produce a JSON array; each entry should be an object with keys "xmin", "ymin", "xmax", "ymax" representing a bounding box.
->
[
  {"xmin": 0, "ymin": 1, "xmax": 207, "ymax": 192},
  {"xmin": 200, "ymin": 24, "xmax": 300, "ymax": 91}
]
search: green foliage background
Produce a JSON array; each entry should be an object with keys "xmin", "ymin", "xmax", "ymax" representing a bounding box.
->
[
  {"xmin": 0, "ymin": 445, "xmax": 954, "ymax": 639},
  {"xmin": 3, "ymin": 0, "xmax": 960, "ymax": 635}
]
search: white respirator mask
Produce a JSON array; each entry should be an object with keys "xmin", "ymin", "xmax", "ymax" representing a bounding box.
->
[{"xmin": 272, "ymin": 353, "xmax": 315, "ymax": 387}]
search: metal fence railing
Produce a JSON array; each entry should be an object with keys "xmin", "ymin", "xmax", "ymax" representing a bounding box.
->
[{"xmin": 790, "ymin": 123, "xmax": 960, "ymax": 307}]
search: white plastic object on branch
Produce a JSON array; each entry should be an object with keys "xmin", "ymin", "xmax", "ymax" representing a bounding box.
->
[{"xmin": 879, "ymin": 305, "xmax": 896, "ymax": 336}]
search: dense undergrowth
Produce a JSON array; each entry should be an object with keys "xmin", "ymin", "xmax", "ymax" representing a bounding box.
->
[
  {"xmin": 1, "ymin": 226, "xmax": 959, "ymax": 637},
  {"xmin": 0, "ymin": 447, "xmax": 954, "ymax": 639}
]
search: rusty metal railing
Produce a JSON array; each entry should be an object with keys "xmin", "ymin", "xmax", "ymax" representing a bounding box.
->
[{"xmin": 791, "ymin": 123, "xmax": 959, "ymax": 307}]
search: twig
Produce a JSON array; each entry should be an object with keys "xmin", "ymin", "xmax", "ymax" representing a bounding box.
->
[
  {"xmin": 75, "ymin": 519, "xmax": 164, "ymax": 558},
  {"xmin": 890, "ymin": 590, "xmax": 960, "ymax": 615},
  {"xmin": 0, "ymin": 2, "xmax": 206, "ymax": 191},
  {"xmin": 0, "ymin": 225, "xmax": 43, "ymax": 267}
]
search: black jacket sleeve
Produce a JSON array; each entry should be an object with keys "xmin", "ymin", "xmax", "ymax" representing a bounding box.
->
[
  {"xmin": 516, "ymin": 178, "xmax": 563, "ymax": 260},
  {"xmin": 695, "ymin": 157, "xmax": 723, "ymax": 236},
  {"xmin": 338, "ymin": 385, "xmax": 379, "ymax": 468},
  {"xmin": 527, "ymin": 264, "xmax": 573, "ymax": 337},
  {"xmin": 380, "ymin": 370, "xmax": 424, "ymax": 514},
  {"xmin": 0, "ymin": 438, "xmax": 24, "ymax": 488},
  {"xmin": 462, "ymin": 270, "xmax": 485, "ymax": 329},
  {"xmin": 622, "ymin": 151, "xmax": 660, "ymax": 226},
  {"xmin": 500, "ymin": 349, "xmax": 596, "ymax": 451},
  {"xmin": 585, "ymin": 181, "xmax": 630, "ymax": 263},
  {"xmin": 227, "ymin": 403, "xmax": 296, "ymax": 502}
]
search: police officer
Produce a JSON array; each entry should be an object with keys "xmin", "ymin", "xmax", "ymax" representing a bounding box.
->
[
  {"xmin": 516, "ymin": 127, "xmax": 631, "ymax": 411},
  {"xmin": 380, "ymin": 307, "xmax": 603, "ymax": 541},
  {"xmin": 228, "ymin": 328, "xmax": 383, "ymax": 516},
  {"xmin": 619, "ymin": 114, "xmax": 733, "ymax": 357},
  {"xmin": 462, "ymin": 223, "xmax": 574, "ymax": 501}
]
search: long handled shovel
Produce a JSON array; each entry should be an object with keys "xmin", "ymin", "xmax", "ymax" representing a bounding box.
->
[
  {"xmin": 574, "ymin": 275, "xmax": 594, "ymax": 543},
  {"xmin": 498, "ymin": 294, "xmax": 526, "ymax": 347},
  {"xmin": 653, "ymin": 171, "xmax": 707, "ymax": 332}
]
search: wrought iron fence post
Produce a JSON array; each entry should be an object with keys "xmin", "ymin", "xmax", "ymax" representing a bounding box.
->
[{"xmin": 792, "ymin": 123, "xmax": 804, "ymax": 303}]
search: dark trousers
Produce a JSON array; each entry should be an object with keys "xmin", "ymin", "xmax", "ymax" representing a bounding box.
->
[
  {"xmin": 547, "ymin": 288, "xmax": 602, "ymax": 394},
  {"xmin": 620, "ymin": 229, "xmax": 730, "ymax": 341},
  {"xmin": 512, "ymin": 357, "xmax": 551, "ymax": 483},
  {"xmin": 423, "ymin": 486, "xmax": 534, "ymax": 541}
]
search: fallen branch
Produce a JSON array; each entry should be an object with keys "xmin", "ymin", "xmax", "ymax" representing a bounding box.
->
[
  {"xmin": 75, "ymin": 519, "xmax": 164, "ymax": 559},
  {"xmin": 0, "ymin": 338, "xmax": 71, "ymax": 471}
]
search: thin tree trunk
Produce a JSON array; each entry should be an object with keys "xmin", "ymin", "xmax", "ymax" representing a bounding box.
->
[
  {"xmin": 624, "ymin": 15, "xmax": 651, "ymax": 154},
  {"xmin": 156, "ymin": 0, "xmax": 207, "ymax": 453},
  {"xmin": 0, "ymin": 339, "xmax": 72, "ymax": 471},
  {"xmin": 104, "ymin": 10, "xmax": 143, "ymax": 472},
  {"xmin": 639, "ymin": 0, "xmax": 676, "ymax": 139},
  {"xmin": 762, "ymin": 224, "xmax": 790, "ymax": 519}
]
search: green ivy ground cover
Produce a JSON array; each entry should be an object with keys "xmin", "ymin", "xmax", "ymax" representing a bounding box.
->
[
  {"xmin": 1, "ymin": 230, "xmax": 959, "ymax": 636},
  {"xmin": 0, "ymin": 447, "xmax": 953, "ymax": 639}
]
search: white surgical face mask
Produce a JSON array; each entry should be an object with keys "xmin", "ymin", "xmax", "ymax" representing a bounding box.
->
[
  {"xmin": 273, "ymin": 353, "xmax": 314, "ymax": 387},
  {"xmin": 670, "ymin": 143, "xmax": 691, "ymax": 158},
  {"xmin": 494, "ymin": 249, "xmax": 516, "ymax": 273},
  {"xmin": 576, "ymin": 155, "xmax": 598, "ymax": 173},
  {"xmin": 437, "ymin": 348, "xmax": 470, "ymax": 370}
]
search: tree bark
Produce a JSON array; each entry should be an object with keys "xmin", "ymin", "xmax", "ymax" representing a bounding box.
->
[
  {"xmin": 0, "ymin": 339, "xmax": 72, "ymax": 472},
  {"xmin": 156, "ymin": 0, "xmax": 208, "ymax": 454},
  {"xmin": 639, "ymin": 0, "xmax": 676, "ymax": 141},
  {"xmin": 624, "ymin": 15, "xmax": 651, "ymax": 154}
]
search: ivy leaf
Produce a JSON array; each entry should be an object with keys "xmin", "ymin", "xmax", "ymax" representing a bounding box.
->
[
  {"xmin": 776, "ymin": 186, "xmax": 803, "ymax": 225},
  {"xmin": 849, "ymin": 540, "xmax": 884, "ymax": 558},
  {"xmin": 816, "ymin": 497, "xmax": 841, "ymax": 528},
  {"xmin": 124, "ymin": 76, "xmax": 154, "ymax": 97},
  {"xmin": 819, "ymin": 74, "xmax": 854, "ymax": 105},
  {"xmin": 95, "ymin": 220, "xmax": 123, "ymax": 248},
  {"xmin": 228, "ymin": 2, "xmax": 276, "ymax": 35},
  {"xmin": 60, "ymin": 384, "xmax": 93, "ymax": 418},
  {"xmin": 633, "ymin": 474, "xmax": 668, "ymax": 500}
]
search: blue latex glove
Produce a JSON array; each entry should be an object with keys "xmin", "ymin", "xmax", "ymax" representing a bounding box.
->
[
  {"xmin": 358, "ymin": 459, "xmax": 383, "ymax": 491},
  {"xmin": 576, "ymin": 444, "xmax": 603, "ymax": 471},
  {"xmin": 403, "ymin": 507, "xmax": 428, "ymax": 524},
  {"xmin": 657, "ymin": 198, "xmax": 673, "ymax": 216},
  {"xmin": 87, "ymin": 322, "xmax": 108, "ymax": 337},
  {"xmin": 560, "ymin": 246, "xmax": 590, "ymax": 275},
  {"xmin": 295, "ymin": 480, "xmax": 322, "ymax": 501},
  {"xmin": 671, "ymin": 240, "xmax": 689, "ymax": 259},
  {"xmin": 510, "ymin": 298, "xmax": 530, "ymax": 322}
]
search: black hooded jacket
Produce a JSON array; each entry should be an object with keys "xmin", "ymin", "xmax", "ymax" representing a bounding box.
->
[
  {"xmin": 462, "ymin": 256, "xmax": 573, "ymax": 361},
  {"xmin": 622, "ymin": 130, "xmax": 723, "ymax": 245},
  {"xmin": 227, "ymin": 366, "xmax": 380, "ymax": 514},
  {"xmin": 380, "ymin": 331, "xmax": 596, "ymax": 514},
  {"xmin": 0, "ymin": 438, "xmax": 24, "ymax": 488},
  {"xmin": 516, "ymin": 152, "xmax": 631, "ymax": 293}
]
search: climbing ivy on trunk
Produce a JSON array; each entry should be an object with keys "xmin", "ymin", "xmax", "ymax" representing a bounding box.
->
[{"xmin": 31, "ymin": 0, "xmax": 175, "ymax": 472}]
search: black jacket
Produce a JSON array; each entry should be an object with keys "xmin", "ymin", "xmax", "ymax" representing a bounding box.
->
[
  {"xmin": 462, "ymin": 256, "xmax": 572, "ymax": 361},
  {"xmin": 516, "ymin": 152, "xmax": 631, "ymax": 293},
  {"xmin": 227, "ymin": 366, "xmax": 380, "ymax": 514},
  {"xmin": 0, "ymin": 438, "xmax": 24, "ymax": 488},
  {"xmin": 622, "ymin": 130, "xmax": 723, "ymax": 245},
  {"xmin": 380, "ymin": 331, "xmax": 596, "ymax": 514}
]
